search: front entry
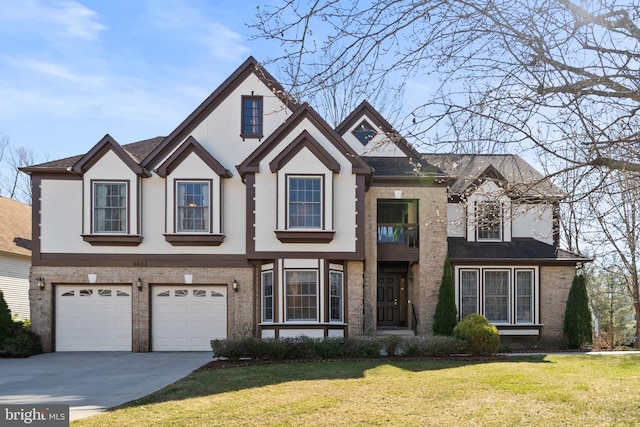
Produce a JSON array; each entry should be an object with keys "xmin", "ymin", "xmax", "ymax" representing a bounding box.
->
[{"xmin": 377, "ymin": 273, "xmax": 407, "ymax": 327}]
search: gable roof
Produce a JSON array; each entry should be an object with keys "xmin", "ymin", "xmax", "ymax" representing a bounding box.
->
[
  {"xmin": 336, "ymin": 100, "xmax": 422, "ymax": 159},
  {"xmin": 70, "ymin": 134, "xmax": 151, "ymax": 177},
  {"xmin": 143, "ymin": 56, "xmax": 298, "ymax": 170},
  {"xmin": 238, "ymin": 103, "xmax": 371, "ymax": 178},
  {"xmin": 269, "ymin": 130, "xmax": 341, "ymax": 173},
  {"xmin": 20, "ymin": 137, "xmax": 164, "ymax": 175},
  {"xmin": 0, "ymin": 197, "xmax": 31, "ymax": 257},
  {"xmin": 156, "ymin": 136, "xmax": 232, "ymax": 178},
  {"xmin": 423, "ymin": 154, "xmax": 563, "ymax": 199}
]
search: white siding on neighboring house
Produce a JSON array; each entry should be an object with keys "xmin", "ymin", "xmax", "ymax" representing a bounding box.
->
[
  {"xmin": 0, "ymin": 255, "xmax": 30, "ymax": 320},
  {"xmin": 512, "ymin": 203, "xmax": 554, "ymax": 245}
]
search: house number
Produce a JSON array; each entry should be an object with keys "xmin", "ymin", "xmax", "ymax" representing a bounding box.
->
[{"xmin": 133, "ymin": 261, "xmax": 148, "ymax": 267}]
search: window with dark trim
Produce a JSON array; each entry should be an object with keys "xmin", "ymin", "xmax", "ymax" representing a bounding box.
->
[
  {"xmin": 458, "ymin": 268, "xmax": 537, "ymax": 325},
  {"xmin": 176, "ymin": 181, "xmax": 210, "ymax": 232},
  {"xmin": 241, "ymin": 95, "xmax": 263, "ymax": 138},
  {"xmin": 285, "ymin": 270, "xmax": 318, "ymax": 321},
  {"xmin": 262, "ymin": 270, "xmax": 274, "ymax": 323},
  {"xmin": 352, "ymin": 120, "xmax": 376, "ymax": 145},
  {"xmin": 288, "ymin": 176, "xmax": 322, "ymax": 229},
  {"xmin": 329, "ymin": 270, "xmax": 343, "ymax": 322},
  {"xmin": 93, "ymin": 182, "xmax": 127, "ymax": 233}
]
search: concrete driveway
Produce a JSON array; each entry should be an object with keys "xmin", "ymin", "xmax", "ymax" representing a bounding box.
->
[{"xmin": 0, "ymin": 352, "xmax": 213, "ymax": 421}]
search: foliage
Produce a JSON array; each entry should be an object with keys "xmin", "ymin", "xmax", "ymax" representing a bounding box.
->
[
  {"xmin": 453, "ymin": 314, "xmax": 500, "ymax": 356},
  {"xmin": 564, "ymin": 274, "xmax": 594, "ymax": 349},
  {"xmin": 0, "ymin": 291, "xmax": 42, "ymax": 358},
  {"xmin": 211, "ymin": 335, "xmax": 468, "ymax": 361},
  {"xmin": 433, "ymin": 256, "xmax": 457, "ymax": 336}
]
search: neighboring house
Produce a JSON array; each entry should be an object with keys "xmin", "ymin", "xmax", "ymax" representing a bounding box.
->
[
  {"xmin": 0, "ymin": 196, "xmax": 32, "ymax": 321},
  {"xmin": 21, "ymin": 57, "xmax": 589, "ymax": 352}
]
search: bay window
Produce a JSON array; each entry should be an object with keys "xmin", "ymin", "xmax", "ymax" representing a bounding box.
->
[{"xmin": 285, "ymin": 270, "xmax": 318, "ymax": 321}]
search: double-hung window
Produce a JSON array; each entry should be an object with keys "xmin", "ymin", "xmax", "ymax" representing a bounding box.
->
[
  {"xmin": 476, "ymin": 201, "xmax": 502, "ymax": 240},
  {"xmin": 262, "ymin": 270, "xmax": 274, "ymax": 323},
  {"xmin": 458, "ymin": 267, "xmax": 536, "ymax": 325},
  {"xmin": 329, "ymin": 270, "xmax": 344, "ymax": 322},
  {"xmin": 176, "ymin": 181, "xmax": 210, "ymax": 232},
  {"xmin": 241, "ymin": 96, "xmax": 263, "ymax": 138},
  {"xmin": 93, "ymin": 182, "xmax": 127, "ymax": 233},
  {"xmin": 288, "ymin": 176, "xmax": 322, "ymax": 229},
  {"xmin": 285, "ymin": 270, "xmax": 318, "ymax": 321}
]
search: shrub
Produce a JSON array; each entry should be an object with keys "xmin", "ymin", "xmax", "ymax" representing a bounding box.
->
[
  {"xmin": 453, "ymin": 314, "xmax": 500, "ymax": 356},
  {"xmin": 564, "ymin": 274, "xmax": 593, "ymax": 349},
  {"xmin": 0, "ymin": 291, "xmax": 42, "ymax": 358},
  {"xmin": 402, "ymin": 336, "xmax": 467, "ymax": 357},
  {"xmin": 433, "ymin": 257, "xmax": 458, "ymax": 336}
]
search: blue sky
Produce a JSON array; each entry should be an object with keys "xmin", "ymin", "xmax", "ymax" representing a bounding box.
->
[{"xmin": 0, "ymin": 0, "xmax": 278, "ymax": 163}]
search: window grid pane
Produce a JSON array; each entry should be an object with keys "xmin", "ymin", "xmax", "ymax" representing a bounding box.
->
[
  {"xmin": 94, "ymin": 183, "xmax": 126, "ymax": 233},
  {"xmin": 516, "ymin": 271, "xmax": 533, "ymax": 323},
  {"xmin": 330, "ymin": 271, "xmax": 343, "ymax": 322},
  {"xmin": 484, "ymin": 271, "xmax": 509, "ymax": 322},
  {"xmin": 288, "ymin": 177, "xmax": 322, "ymax": 228},
  {"xmin": 262, "ymin": 271, "xmax": 274, "ymax": 322},
  {"xmin": 477, "ymin": 202, "xmax": 502, "ymax": 240},
  {"xmin": 460, "ymin": 270, "xmax": 478, "ymax": 318},
  {"xmin": 242, "ymin": 97, "xmax": 263, "ymax": 135},
  {"xmin": 285, "ymin": 271, "xmax": 317, "ymax": 321},
  {"xmin": 177, "ymin": 182, "xmax": 210, "ymax": 232}
]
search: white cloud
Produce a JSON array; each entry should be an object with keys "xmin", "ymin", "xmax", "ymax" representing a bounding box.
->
[{"xmin": 0, "ymin": 0, "xmax": 105, "ymax": 41}]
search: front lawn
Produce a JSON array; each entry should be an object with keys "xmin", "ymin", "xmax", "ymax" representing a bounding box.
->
[{"xmin": 73, "ymin": 354, "xmax": 640, "ymax": 426}]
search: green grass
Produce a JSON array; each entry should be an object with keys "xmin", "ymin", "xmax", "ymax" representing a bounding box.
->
[{"xmin": 73, "ymin": 354, "xmax": 640, "ymax": 426}]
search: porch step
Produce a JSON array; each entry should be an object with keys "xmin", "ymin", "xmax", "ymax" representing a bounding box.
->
[{"xmin": 376, "ymin": 328, "xmax": 416, "ymax": 337}]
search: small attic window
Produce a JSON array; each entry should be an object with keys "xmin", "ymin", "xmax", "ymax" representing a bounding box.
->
[{"xmin": 352, "ymin": 120, "xmax": 376, "ymax": 145}]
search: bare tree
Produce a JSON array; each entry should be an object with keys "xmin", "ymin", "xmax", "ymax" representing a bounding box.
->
[
  {"xmin": 252, "ymin": 0, "xmax": 640, "ymax": 199},
  {"xmin": 0, "ymin": 135, "xmax": 35, "ymax": 204}
]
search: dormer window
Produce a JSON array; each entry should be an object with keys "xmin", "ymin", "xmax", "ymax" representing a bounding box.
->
[
  {"xmin": 476, "ymin": 201, "xmax": 502, "ymax": 241},
  {"xmin": 352, "ymin": 120, "xmax": 376, "ymax": 145},
  {"xmin": 93, "ymin": 182, "xmax": 127, "ymax": 233},
  {"xmin": 288, "ymin": 176, "xmax": 322, "ymax": 229},
  {"xmin": 241, "ymin": 95, "xmax": 263, "ymax": 138},
  {"xmin": 176, "ymin": 181, "xmax": 210, "ymax": 232}
]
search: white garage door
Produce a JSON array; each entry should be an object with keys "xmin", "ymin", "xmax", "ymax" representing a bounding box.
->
[
  {"xmin": 152, "ymin": 286, "xmax": 227, "ymax": 351},
  {"xmin": 56, "ymin": 285, "xmax": 132, "ymax": 351}
]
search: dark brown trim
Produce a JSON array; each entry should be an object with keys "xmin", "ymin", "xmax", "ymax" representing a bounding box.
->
[
  {"xmin": 237, "ymin": 103, "xmax": 371, "ymax": 179},
  {"xmin": 240, "ymin": 95, "xmax": 264, "ymax": 139},
  {"xmin": 31, "ymin": 176, "xmax": 42, "ymax": 263},
  {"xmin": 143, "ymin": 56, "xmax": 298, "ymax": 170},
  {"xmin": 72, "ymin": 134, "xmax": 151, "ymax": 177},
  {"xmin": 90, "ymin": 179, "xmax": 131, "ymax": 234},
  {"xmin": 172, "ymin": 179, "xmax": 214, "ymax": 234},
  {"xmin": 34, "ymin": 253, "xmax": 250, "ymax": 267},
  {"xmin": 245, "ymin": 174, "xmax": 256, "ymax": 254},
  {"xmin": 369, "ymin": 175, "xmax": 453, "ymax": 187},
  {"xmin": 164, "ymin": 234, "xmax": 224, "ymax": 246},
  {"xmin": 247, "ymin": 250, "xmax": 366, "ymax": 260},
  {"xmin": 275, "ymin": 230, "xmax": 335, "ymax": 243},
  {"xmin": 81, "ymin": 234, "xmax": 143, "ymax": 246},
  {"xmin": 156, "ymin": 136, "xmax": 232, "ymax": 178},
  {"xmin": 269, "ymin": 130, "xmax": 341, "ymax": 173}
]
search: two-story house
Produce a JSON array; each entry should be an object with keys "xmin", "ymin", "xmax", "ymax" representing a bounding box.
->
[{"xmin": 21, "ymin": 57, "xmax": 588, "ymax": 352}]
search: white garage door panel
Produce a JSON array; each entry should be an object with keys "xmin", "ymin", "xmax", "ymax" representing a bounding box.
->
[
  {"xmin": 56, "ymin": 285, "xmax": 132, "ymax": 351},
  {"xmin": 152, "ymin": 286, "xmax": 227, "ymax": 351}
]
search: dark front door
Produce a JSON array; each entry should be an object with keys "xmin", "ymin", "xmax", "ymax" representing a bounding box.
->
[{"xmin": 377, "ymin": 274, "xmax": 401, "ymax": 327}]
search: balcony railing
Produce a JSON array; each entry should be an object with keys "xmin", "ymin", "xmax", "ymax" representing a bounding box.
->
[
  {"xmin": 377, "ymin": 224, "xmax": 419, "ymax": 261},
  {"xmin": 377, "ymin": 224, "xmax": 419, "ymax": 247}
]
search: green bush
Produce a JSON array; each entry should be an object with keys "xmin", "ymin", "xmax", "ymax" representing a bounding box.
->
[
  {"xmin": 453, "ymin": 314, "xmax": 500, "ymax": 356},
  {"xmin": 433, "ymin": 256, "xmax": 458, "ymax": 336},
  {"xmin": 564, "ymin": 274, "xmax": 593, "ymax": 349},
  {"xmin": 402, "ymin": 336, "xmax": 467, "ymax": 357},
  {"xmin": 0, "ymin": 291, "xmax": 42, "ymax": 358}
]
